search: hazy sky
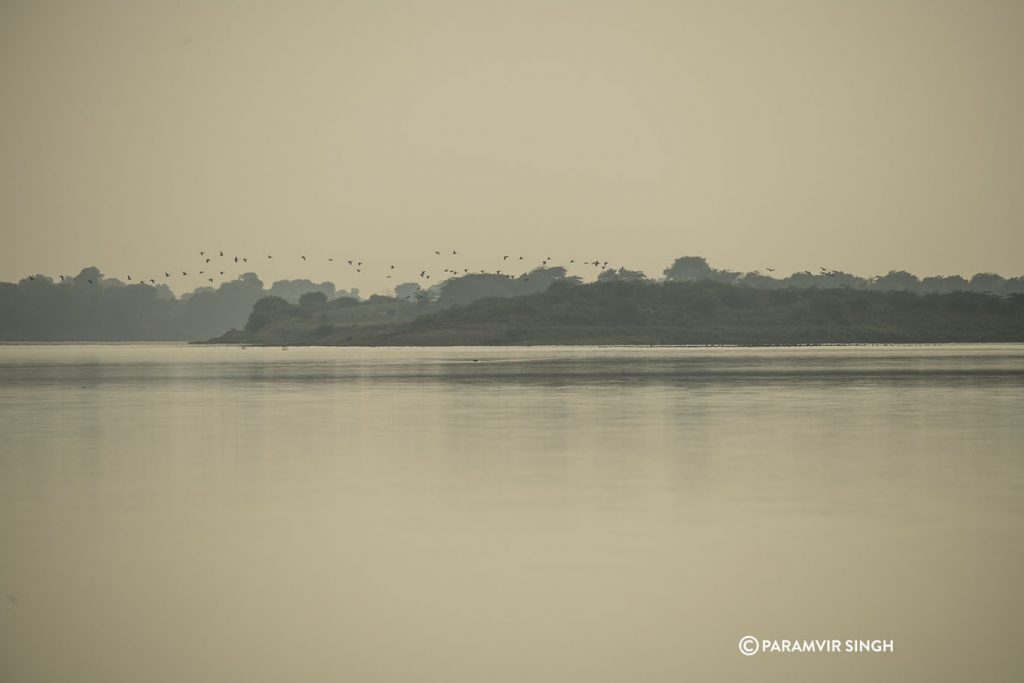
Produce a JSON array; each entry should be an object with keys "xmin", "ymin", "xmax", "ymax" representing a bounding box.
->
[{"xmin": 2, "ymin": 0, "xmax": 1022, "ymax": 294}]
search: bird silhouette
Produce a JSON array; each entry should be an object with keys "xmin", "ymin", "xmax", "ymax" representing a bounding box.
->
[
  {"xmin": 219, "ymin": 251, "xmax": 223, "ymax": 257},
  {"xmin": 301, "ymin": 256, "xmax": 306, "ymax": 260},
  {"xmin": 503, "ymin": 255, "xmax": 509, "ymax": 260}
]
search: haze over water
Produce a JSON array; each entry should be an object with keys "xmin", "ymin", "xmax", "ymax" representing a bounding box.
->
[{"xmin": 1, "ymin": 344, "xmax": 1023, "ymax": 681}]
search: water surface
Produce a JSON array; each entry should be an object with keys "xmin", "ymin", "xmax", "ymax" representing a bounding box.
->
[{"xmin": 1, "ymin": 344, "xmax": 1022, "ymax": 682}]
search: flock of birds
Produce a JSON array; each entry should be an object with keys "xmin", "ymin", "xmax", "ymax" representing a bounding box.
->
[
  {"xmin": 25, "ymin": 249, "xmax": 843, "ymax": 291},
  {"xmin": 28, "ymin": 249, "xmax": 643, "ymax": 292}
]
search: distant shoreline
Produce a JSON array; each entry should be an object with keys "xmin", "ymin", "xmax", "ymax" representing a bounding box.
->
[{"xmin": 201, "ymin": 280, "xmax": 1024, "ymax": 347}]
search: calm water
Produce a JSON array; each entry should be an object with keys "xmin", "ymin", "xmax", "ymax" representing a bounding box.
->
[{"xmin": 1, "ymin": 344, "xmax": 1023, "ymax": 682}]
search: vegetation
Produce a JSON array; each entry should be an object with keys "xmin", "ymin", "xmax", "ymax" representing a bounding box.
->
[
  {"xmin": 4, "ymin": 256, "xmax": 1024, "ymax": 342},
  {"xmin": 0, "ymin": 268, "xmax": 348, "ymax": 341},
  {"xmin": 209, "ymin": 279, "xmax": 1024, "ymax": 346}
]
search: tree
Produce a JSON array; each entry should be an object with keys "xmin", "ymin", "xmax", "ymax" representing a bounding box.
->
[
  {"xmin": 663, "ymin": 256, "xmax": 713, "ymax": 281},
  {"xmin": 245, "ymin": 296, "xmax": 293, "ymax": 331},
  {"xmin": 299, "ymin": 291, "xmax": 328, "ymax": 310},
  {"xmin": 394, "ymin": 282, "xmax": 422, "ymax": 301},
  {"xmin": 597, "ymin": 268, "xmax": 647, "ymax": 282},
  {"xmin": 969, "ymin": 273, "xmax": 1006, "ymax": 294},
  {"xmin": 921, "ymin": 275, "xmax": 968, "ymax": 294},
  {"xmin": 872, "ymin": 270, "xmax": 920, "ymax": 292}
]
